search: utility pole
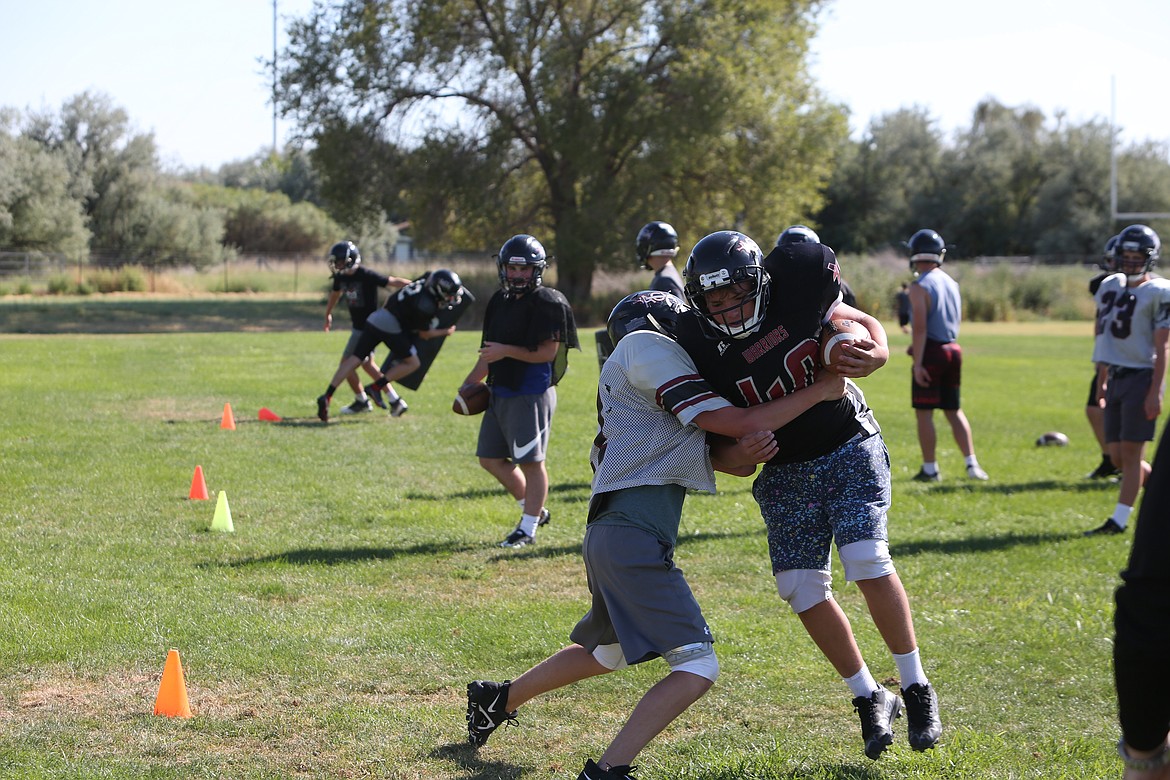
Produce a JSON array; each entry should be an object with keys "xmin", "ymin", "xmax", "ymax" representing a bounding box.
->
[{"xmin": 272, "ymin": 0, "xmax": 278, "ymax": 155}]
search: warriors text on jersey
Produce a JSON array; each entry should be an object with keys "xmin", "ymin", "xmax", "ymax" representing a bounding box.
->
[
  {"xmin": 676, "ymin": 242, "xmax": 878, "ymax": 464},
  {"xmin": 1093, "ymin": 273, "xmax": 1170, "ymax": 369}
]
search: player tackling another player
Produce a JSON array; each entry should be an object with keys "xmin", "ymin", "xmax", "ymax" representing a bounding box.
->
[{"xmin": 467, "ymin": 290, "xmax": 848, "ymax": 779}]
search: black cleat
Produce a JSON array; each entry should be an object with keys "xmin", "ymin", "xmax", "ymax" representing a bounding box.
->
[
  {"xmin": 316, "ymin": 395, "xmax": 330, "ymax": 422},
  {"xmin": 578, "ymin": 759, "xmax": 637, "ymax": 780},
  {"xmin": 538, "ymin": 508, "xmax": 551, "ymax": 527},
  {"xmin": 466, "ymin": 680, "xmax": 517, "ymax": 747},
  {"xmin": 339, "ymin": 398, "xmax": 371, "ymax": 415},
  {"xmin": 498, "ymin": 527, "xmax": 535, "ymax": 548},
  {"xmin": 1086, "ymin": 457, "xmax": 1121, "ymax": 480},
  {"xmin": 902, "ymin": 683, "xmax": 942, "ymax": 751},
  {"xmin": 364, "ymin": 384, "xmax": 387, "ymax": 410},
  {"xmin": 853, "ymin": 686, "xmax": 903, "ymax": 760},
  {"xmin": 912, "ymin": 469, "xmax": 940, "ymax": 482},
  {"xmin": 389, "ymin": 398, "xmax": 409, "ymax": 418},
  {"xmin": 1084, "ymin": 518, "xmax": 1125, "ymax": 536}
]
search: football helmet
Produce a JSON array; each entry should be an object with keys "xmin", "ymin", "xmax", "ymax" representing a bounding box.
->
[
  {"xmin": 635, "ymin": 221, "xmax": 680, "ymax": 269},
  {"xmin": 1101, "ymin": 234, "xmax": 1119, "ymax": 272},
  {"xmin": 1115, "ymin": 224, "xmax": 1160, "ymax": 276},
  {"xmin": 607, "ymin": 290, "xmax": 689, "ymax": 346},
  {"xmin": 328, "ymin": 240, "xmax": 361, "ymax": 272},
  {"xmin": 907, "ymin": 229, "xmax": 946, "ymax": 269},
  {"xmin": 775, "ymin": 224, "xmax": 820, "ymax": 247},
  {"xmin": 426, "ymin": 268, "xmax": 464, "ymax": 310},
  {"xmin": 683, "ymin": 230, "xmax": 769, "ymax": 339},
  {"xmin": 495, "ymin": 234, "xmax": 547, "ymax": 296}
]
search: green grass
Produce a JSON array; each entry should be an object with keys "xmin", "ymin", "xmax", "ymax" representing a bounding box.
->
[{"xmin": 0, "ymin": 314, "xmax": 1157, "ymax": 779}]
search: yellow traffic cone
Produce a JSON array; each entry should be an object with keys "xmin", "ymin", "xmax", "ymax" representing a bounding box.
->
[{"xmin": 210, "ymin": 491, "xmax": 234, "ymax": 533}]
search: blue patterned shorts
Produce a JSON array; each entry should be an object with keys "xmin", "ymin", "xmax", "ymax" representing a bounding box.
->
[{"xmin": 751, "ymin": 434, "xmax": 891, "ymax": 573}]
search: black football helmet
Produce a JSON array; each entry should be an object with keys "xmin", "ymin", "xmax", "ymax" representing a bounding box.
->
[
  {"xmin": 606, "ymin": 290, "xmax": 690, "ymax": 346},
  {"xmin": 1101, "ymin": 234, "xmax": 1119, "ymax": 272},
  {"xmin": 328, "ymin": 240, "xmax": 361, "ymax": 272},
  {"xmin": 1115, "ymin": 224, "xmax": 1160, "ymax": 275},
  {"xmin": 495, "ymin": 234, "xmax": 547, "ymax": 296},
  {"xmin": 683, "ymin": 230, "xmax": 769, "ymax": 339},
  {"xmin": 775, "ymin": 224, "xmax": 820, "ymax": 247},
  {"xmin": 635, "ymin": 221, "xmax": 680, "ymax": 269},
  {"xmin": 426, "ymin": 268, "xmax": 464, "ymax": 310},
  {"xmin": 907, "ymin": 229, "xmax": 946, "ymax": 269}
]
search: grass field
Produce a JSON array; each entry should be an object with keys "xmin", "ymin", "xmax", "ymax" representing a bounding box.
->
[{"xmin": 0, "ymin": 311, "xmax": 1157, "ymax": 779}]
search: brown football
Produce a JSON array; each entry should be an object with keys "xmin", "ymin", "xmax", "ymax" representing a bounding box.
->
[
  {"xmin": 453, "ymin": 382, "xmax": 490, "ymax": 415},
  {"xmin": 819, "ymin": 318, "xmax": 869, "ymax": 372}
]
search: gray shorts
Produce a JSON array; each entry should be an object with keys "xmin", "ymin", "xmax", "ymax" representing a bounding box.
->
[
  {"xmin": 569, "ymin": 524, "xmax": 713, "ymax": 665},
  {"xmin": 752, "ymin": 434, "xmax": 891, "ymax": 573},
  {"xmin": 475, "ymin": 388, "xmax": 556, "ymax": 463},
  {"xmin": 342, "ymin": 329, "xmax": 373, "ymax": 361},
  {"xmin": 1104, "ymin": 368, "xmax": 1157, "ymax": 443}
]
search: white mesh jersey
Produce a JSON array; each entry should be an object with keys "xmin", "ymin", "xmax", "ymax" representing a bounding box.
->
[
  {"xmin": 1093, "ymin": 274, "xmax": 1170, "ymax": 368},
  {"xmin": 591, "ymin": 330, "xmax": 733, "ymax": 496}
]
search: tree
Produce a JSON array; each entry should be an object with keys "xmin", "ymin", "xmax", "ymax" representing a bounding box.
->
[
  {"xmin": 0, "ymin": 112, "xmax": 90, "ymax": 257},
  {"xmin": 278, "ymin": 0, "xmax": 846, "ymax": 300}
]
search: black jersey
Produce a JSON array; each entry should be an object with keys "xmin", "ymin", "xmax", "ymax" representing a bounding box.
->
[
  {"xmin": 676, "ymin": 241, "xmax": 878, "ymax": 464},
  {"xmin": 482, "ymin": 286, "xmax": 579, "ymax": 391},
  {"xmin": 332, "ymin": 266, "xmax": 391, "ymax": 329},
  {"xmin": 384, "ymin": 273, "xmax": 443, "ymax": 333}
]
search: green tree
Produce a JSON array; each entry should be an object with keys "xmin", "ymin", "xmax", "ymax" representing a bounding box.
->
[
  {"xmin": 0, "ymin": 112, "xmax": 90, "ymax": 257},
  {"xmin": 278, "ymin": 0, "xmax": 845, "ymax": 299},
  {"xmin": 192, "ymin": 185, "xmax": 341, "ymax": 254}
]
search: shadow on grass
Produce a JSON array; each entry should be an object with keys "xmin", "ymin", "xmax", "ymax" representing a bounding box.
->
[
  {"xmin": 892, "ymin": 530, "xmax": 1079, "ymax": 558},
  {"xmin": 431, "ymin": 742, "xmax": 522, "ymax": 779},
  {"xmin": 209, "ymin": 540, "xmax": 483, "ymax": 567},
  {"xmin": 404, "ymin": 481, "xmax": 593, "ymax": 502},
  {"xmin": 901, "ymin": 478, "xmax": 1119, "ymax": 495}
]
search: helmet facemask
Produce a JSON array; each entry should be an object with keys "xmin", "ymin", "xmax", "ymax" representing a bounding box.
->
[{"xmin": 689, "ymin": 267, "xmax": 770, "ymax": 339}]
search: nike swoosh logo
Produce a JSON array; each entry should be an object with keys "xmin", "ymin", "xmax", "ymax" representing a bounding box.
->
[
  {"xmin": 512, "ymin": 429, "xmax": 546, "ymax": 459},
  {"xmin": 484, "ymin": 691, "xmax": 504, "ymax": 714}
]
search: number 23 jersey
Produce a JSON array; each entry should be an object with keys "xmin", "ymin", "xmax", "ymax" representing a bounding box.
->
[{"xmin": 675, "ymin": 241, "xmax": 879, "ymax": 464}]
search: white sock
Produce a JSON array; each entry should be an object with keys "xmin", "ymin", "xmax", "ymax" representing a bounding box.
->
[
  {"xmin": 518, "ymin": 513, "xmax": 540, "ymax": 537},
  {"xmin": 844, "ymin": 665, "xmax": 880, "ymax": 698},
  {"xmin": 1111, "ymin": 503, "xmax": 1134, "ymax": 528},
  {"xmin": 893, "ymin": 648, "xmax": 928, "ymax": 689},
  {"xmin": 355, "ymin": 391, "xmax": 368, "ymax": 402},
  {"xmin": 383, "ymin": 386, "xmax": 401, "ymax": 403},
  {"xmin": 921, "ymin": 461, "xmax": 939, "ymax": 475},
  {"xmin": 517, "ymin": 498, "xmax": 526, "ymax": 511},
  {"xmin": 964, "ymin": 454, "xmax": 980, "ymax": 468}
]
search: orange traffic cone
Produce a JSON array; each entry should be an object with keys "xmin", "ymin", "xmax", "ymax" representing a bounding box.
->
[
  {"xmin": 258, "ymin": 407, "xmax": 281, "ymax": 422},
  {"xmin": 220, "ymin": 403, "xmax": 236, "ymax": 430},
  {"xmin": 188, "ymin": 465, "xmax": 209, "ymax": 500},
  {"xmin": 153, "ymin": 649, "xmax": 193, "ymax": 718}
]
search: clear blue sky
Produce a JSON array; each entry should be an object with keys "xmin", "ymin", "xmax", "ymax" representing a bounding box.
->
[{"xmin": 2, "ymin": 0, "xmax": 1167, "ymax": 171}]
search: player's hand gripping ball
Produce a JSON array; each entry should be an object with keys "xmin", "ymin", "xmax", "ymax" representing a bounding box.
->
[
  {"xmin": 819, "ymin": 319, "xmax": 869, "ymax": 373},
  {"xmin": 453, "ymin": 382, "xmax": 490, "ymax": 416}
]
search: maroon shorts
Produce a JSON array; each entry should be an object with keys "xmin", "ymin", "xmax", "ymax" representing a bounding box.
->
[{"xmin": 912, "ymin": 340, "xmax": 962, "ymax": 410}]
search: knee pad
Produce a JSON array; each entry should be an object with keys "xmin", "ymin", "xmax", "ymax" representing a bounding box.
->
[
  {"xmin": 838, "ymin": 539, "xmax": 896, "ymax": 582},
  {"xmin": 663, "ymin": 642, "xmax": 719, "ymax": 682},
  {"xmin": 775, "ymin": 568, "xmax": 833, "ymax": 614},
  {"xmin": 591, "ymin": 643, "xmax": 629, "ymax": 671}
]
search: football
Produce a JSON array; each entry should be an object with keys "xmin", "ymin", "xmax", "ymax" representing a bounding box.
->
[
  {"xmin": 453, "ymin": 382, "xmax": 490, "ymax": 416},
  {"xmin": 1035, "ymin": 431, "xmax": 1070, "ymax": 447},
  {"xmin": 819, "ymin": 318, "xmax": 869, "ymax": 372}
]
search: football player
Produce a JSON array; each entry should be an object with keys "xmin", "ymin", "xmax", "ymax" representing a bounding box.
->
[
  {"xmin": 316, "ymin": 268, "xmax": 466, "ymax": 421},
  {"xmin": 1085, "ymin": 235, "xmax": 1122, "ymax": 480},
  {"xmin": 467, "ymin": 290, "xmax": 846, "ymax": 780},
  {"xmin": 905, "ymin": 228, "xmax": 989, "ymax": 482},
  {"xmin": 460, "ymin": 235, "xmax": 579, "ymax": 548},
  {"xmin": 1086, "ymin": 224, "xmax": 1170, "ymax": 536},
  {"xmin": 674, "ymin": 230, "xmax": 942, "ymax": 760},
  {"xmin": 321, "ymin": 241, "xmax": 412, "ymax": 414}
]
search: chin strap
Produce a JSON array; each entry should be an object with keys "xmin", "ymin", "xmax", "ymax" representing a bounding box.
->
[{"xmin": 1118, "ymin": 738, "xmax": 1170, "ymax": 771}]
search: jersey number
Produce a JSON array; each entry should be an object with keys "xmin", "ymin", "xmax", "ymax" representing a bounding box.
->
[
  {"xmin": 732, "ymin": 338, "xmax": 818, "ymax": 405},
  {"xmin": 1097, "ymin": 290, "xmax": 1135, "ymax": 340}
]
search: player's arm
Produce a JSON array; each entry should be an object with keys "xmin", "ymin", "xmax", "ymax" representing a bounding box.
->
[
  {"xmin": 386, "ymin": 276, "xmax": 412, "ymax": 289},
  {"xmin": 479, "ymin": 337, "xmax": 560, "ymax": 364},
  {"xmin": 462, "ymin": 354, "xmax": 489, "ymax": 387},
  {"xmin": 324, "ymin": 290, "xmax": 343, "ymax": 331},
  {"xmin": 1146, "ymin": 326, "xmax": 1169, "ymax": 420},
  {"xmin": 692, "ymin": 371, "xmax": 847, "ymax": 440},
  {"xmin": 709, "ymin": 430, "xmax": 778, "ymax": 475},
  {"xmin": 909, "ymin": 284, "xmax": 931, "ymax": 384},
  {"xmin": 829, "ymin": 303, "xmax": 889, "ymax": 377}
]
